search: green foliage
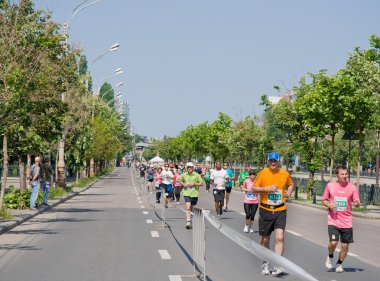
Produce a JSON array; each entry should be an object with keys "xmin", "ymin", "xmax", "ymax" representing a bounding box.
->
[
  {"xmin": 4, "ymin": 187, "xmax": 43, "ymax": 209},
  {"xmin": 0, "ymin": 208, "xmax": 13, "ymax": 220}
]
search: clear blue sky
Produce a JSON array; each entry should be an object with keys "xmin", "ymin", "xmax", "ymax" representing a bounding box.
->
[{"xmin": 33, "ymin": 0, "xmax": 380, "ymax": 138}]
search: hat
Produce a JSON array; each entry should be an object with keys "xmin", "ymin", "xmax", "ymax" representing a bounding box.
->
[
  {"xmin": 268, "ymin": 152, "xmax": 280, "ymax": 161},
  {"xmin": 186, "ymin": 162, "xmax": 194, "ymax": 168}
]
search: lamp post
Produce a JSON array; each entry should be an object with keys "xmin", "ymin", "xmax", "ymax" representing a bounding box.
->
[
  {"xmin": 58, "ymin": 0, "xmax": 102, "ymax": 189},
  {"xmin": 89, "ymin": 68, "xmax": 124, "ymax": 176},
  {"xmin": 86, "ymin": 43, "xmax": 121, "ymax": 90}
]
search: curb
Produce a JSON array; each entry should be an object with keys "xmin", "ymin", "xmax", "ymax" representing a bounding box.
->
[{"xmin": 0, "ymin": 179, "xmax": 100, "ymax": 235}]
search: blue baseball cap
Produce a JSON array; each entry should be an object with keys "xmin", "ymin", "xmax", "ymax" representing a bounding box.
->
[{"xmin": 268, "ymin": 152, "xmax": 280, "ymax": 161}]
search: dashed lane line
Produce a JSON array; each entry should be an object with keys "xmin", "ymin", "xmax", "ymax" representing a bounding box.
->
[
  {"xmin": 286, "ymin": 230, "xmax": 303, "ymax": 237},
  {"xmin": 169, "ymin": 275, "xmax": 182, "ymax": 281},
  {"xmin": 146, "ymin": 219, "xmax": 153, "ymax": 224},
  {"xmin": 151, "ymin": 231, "xmax": 159, "ymax": 238},
  {"xmin": 159, "ymin": 250, "xmax": 171, "ymax": 260},
  {"xmin": 143, "ymin": 211, "xmax": 149, "ymax": 215}
]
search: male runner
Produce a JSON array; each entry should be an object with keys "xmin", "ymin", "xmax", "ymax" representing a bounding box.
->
[
  {"xmin": 180, "ymin": 162, "xmax": 203, "ymax": 229},
  {"xmin": 210, "ymin": 161, "xmax": 229, "ymax": 219},
  {"xmin": 322, "ymin": 165, "xmax": 360, "ymax": 273},
  {"xmin": 252, "ymin": 152, "xmax": 293, "ymax": 276}
]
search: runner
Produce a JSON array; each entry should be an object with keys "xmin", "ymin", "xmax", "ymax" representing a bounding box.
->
[
  {"xmin": 240, "ymin": 170, "xmax": 259, "ymax": 233},
  {"xmin": 238, "ymin": 166, "xmax": 250, "ymax": 187},
  {"xmin": 210, "ymin": 161, "xmax": 229, "ymax": 219},
  {"xmin": 322, "ymin": 165, "xmax": 360, "ymax": 273},
  {"xmin": 161, "ymin": 164, "xmax": 174, "ymax": 208},
  {"xmin": 154, "ymin": 167, "xmax": 163, "ymax": 203},
  {"xmin": 146, "ymin": 165, "xmax": 155, "ymax": 194},
  {"xmin": 223, "ymin": 163, "xmax": 234, "ymax": 212},
  {"xmin": 252, "ymin": 152, "xmax": 293, "ymax": 276},
  {"xmin": 173, "ymin": 169, "xmax": 183, "ymax": 205},
  {"xmin": 180, "ymin": 162, "xmax": 203, "ymax": 229},
  {"xmin": 204, "ymin": 167, "xmax": 211, "ymax": 192},
  {"xmin": 139, "ymin": 164, "xmax": 146, "ymax": 183}
]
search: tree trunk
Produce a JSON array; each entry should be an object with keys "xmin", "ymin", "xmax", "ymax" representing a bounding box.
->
[
  {"xmin": 19, "ymin": 157, "xmax": 27, "ymax": 191},
  {"xmin": 329, "ymin": 134, "xmax": 335, "ymax": 181},
  {"xmin": 26, "ymin": 154, "xmax": 31, "ymax": 185},
  {"xmin": 0, "ymin": 133, "xmax": 9, "ymax": 209},
  {"xmin": 356, "ymin": 139, "xmax": 363, "ymax": 187}
]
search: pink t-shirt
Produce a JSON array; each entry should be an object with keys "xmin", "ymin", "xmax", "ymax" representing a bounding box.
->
[
  {"xmin": 154, "ymin": 172, "xmax": 162, "ymax": 185},
  {"xmin": 322, "ymin": 181, "xmax": 360, "ymax": 228},
  {"xmin": 174, "ymin": 174, "xmax": 182, "ymax": 186},
  {"xmin": 242, "ymin": 179, "xmax": 259, "ymax": 204}
]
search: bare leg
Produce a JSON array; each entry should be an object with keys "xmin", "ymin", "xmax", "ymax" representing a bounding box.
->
[{"xmin": 274, "ymin": 228, "xmax": 285, "ymax": 256}]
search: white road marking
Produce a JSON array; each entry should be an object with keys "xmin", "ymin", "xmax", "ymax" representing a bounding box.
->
[
  {"xmin": 151, "ymin": 231, "xmax": 159, "ymax": 237},
  {"xmin": 239, "ymin": 212, "xmax": 245, "ymax": 215},
  {"xmin": 140, "ymin": 205, "xmax": 145, "ymax": 208},
  {"xmin": 347, "ymin": 252, "xmax": 358, "ymax": 257},
  {"xmin": 138, "ymin": 201, "xmax": 143, "ymax": 204},
  {"xmin": 286, "ymin": 230, "xmax": 302, "ymax": 237},
  {"xmin": 143, "ymin": 211, "xmax": 149, "ymax": 215},
  {"xmin": 169, "ymin": 275, "xmax": 182, "ymax": 281},
  {"xmin": 146, "ymin": 219, "xmax": 153, "ymax": 224},
  {"xmin": 159, "ymin": 250, "xmax": 171, "ymax": 260}
]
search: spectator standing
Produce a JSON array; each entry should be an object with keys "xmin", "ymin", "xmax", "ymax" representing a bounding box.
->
[{"xmin": 41, "ymin": 157, "xmax": 54, "ymax": 206}]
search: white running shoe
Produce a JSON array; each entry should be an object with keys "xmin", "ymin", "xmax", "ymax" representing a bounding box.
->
[
  {"xmin": 272, "ymin": 266, "xmax": 284, "ymax": 277},
  {"xmin": 243, "ymin": 225, "xmax": 249, "ymax": 233},
  {"xmin": 249, "ymin": 228, "xmax": 254, "ymax": 233},
  {"xmin": 335, "ymin": 264, "xmax": 344, "ymax": 273},
  {"xmin": 261, "ymin": 262, "xmax": 270, "ymax": 275},
  {"xmin": 325, "ymin": 256, "xmax": 333, "ymax": 270}
]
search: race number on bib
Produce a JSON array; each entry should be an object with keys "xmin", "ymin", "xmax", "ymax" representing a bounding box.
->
[
  {"xmin": 334, "ymin": 196, "xmax": 348, "ymax": 212},
  {"xmin": 267, "ymin": 191, "xmax": 283, "ymax": 205},
  {"xmin": 246, "ymin": 192, "xmax": 257, "ymax": 200}
]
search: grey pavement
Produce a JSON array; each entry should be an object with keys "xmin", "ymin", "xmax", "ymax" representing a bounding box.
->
[{"xmin": 1, "ymin": 167, "xmax": 379, "ymax": 281}]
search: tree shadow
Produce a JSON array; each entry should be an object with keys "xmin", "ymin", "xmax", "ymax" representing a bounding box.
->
[{"xmin": 0, "ymin": 244, "xmax": 42, "ymax": 251}]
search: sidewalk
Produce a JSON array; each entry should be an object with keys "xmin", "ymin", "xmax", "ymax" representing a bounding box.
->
[{"xmin": 0, "ymin": 180, "xmax": 98, "ymax": 235}]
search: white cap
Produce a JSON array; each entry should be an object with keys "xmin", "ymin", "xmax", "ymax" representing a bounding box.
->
[{"xmin": 186, "ymin": 162, "xmax": 194, "ymax": 167}]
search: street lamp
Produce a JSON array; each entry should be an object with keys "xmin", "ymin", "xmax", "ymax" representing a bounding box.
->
[
  {"xmin": 58, "ymin": 0, "xmax": 103, "ymax": 188},
  {"xmin": 88, "ymin": 43, "xmax": 120, "ymax": 73},
  {"xmin": 95, "ymin": 67, "xmax": 124, "ymax": 95}
]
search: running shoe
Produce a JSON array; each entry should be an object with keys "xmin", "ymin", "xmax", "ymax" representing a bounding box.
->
[
  {"xmin": 335, "ymin": 264, "xmax": 344, "ymax": 273},
  {"xmin": 185, "ymin": 222, "xmax": 192, "ymax": 229},
  {"xmin": 243, "ymin": 225, "xmax": 249, "ymax": 233},
  {"xmin": 223, "ymin": 207, "xmax": 228, "ymax": 212},
  {"xmin": 249, "ymin": 228, "xmax": 254, "ymax": 233},
  {"xmin": 325, "ymin": 256, "xmax": 333, "ymax": 270},
  {"xmin": 216, "ymin": 214, "xmax": 221, "ymax": 220},
  {"xmin": 261, "ymin": 262, "xmax": 270, "ymax": 275},
  {"xmin": 272, "ymin": 266, "xmax": 284, "ymax": 277}
]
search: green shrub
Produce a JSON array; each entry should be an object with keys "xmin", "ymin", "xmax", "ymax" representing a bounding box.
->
[{"xmin": 4, "ymin": 187, "xmax": 44, "ymax": 209}]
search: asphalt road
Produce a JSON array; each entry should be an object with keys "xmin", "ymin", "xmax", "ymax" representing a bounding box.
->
[{"xmin": 0, "ymin": 167, "xmax": 379, "ymax": 281}]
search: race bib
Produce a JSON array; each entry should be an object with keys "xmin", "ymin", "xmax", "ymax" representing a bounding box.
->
[
  {"xmin": 267, "ymin": 190, "xmax": 283, "ymax": 205},
  {"xmin": 334, "ymin": 196, "xmax": 348, "ymax": 212},
  {"xmin": 246, "ymin": 192, "xmax": 257, "ymax": 200}
]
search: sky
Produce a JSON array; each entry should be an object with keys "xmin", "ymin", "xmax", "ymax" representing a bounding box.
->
[{"xmin": 31, "ymin": 0, "xmax": 380, "ymax": 138}]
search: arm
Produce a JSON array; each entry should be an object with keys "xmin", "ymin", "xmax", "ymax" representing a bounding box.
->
[{"xmin": 251, "ymin": 185, "xmax": 277, "ymax": 193}]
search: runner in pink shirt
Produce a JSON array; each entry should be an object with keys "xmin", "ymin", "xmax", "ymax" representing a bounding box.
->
[
  {"xmin": 240, "ymin": 170, "xmax": 259, "ymax": 233},
  {"xmin": 322, "ymin": 165, "xmax": 360, "ymax": 273}
]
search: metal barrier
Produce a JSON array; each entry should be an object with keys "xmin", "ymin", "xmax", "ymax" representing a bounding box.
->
[
  {"xmin": 192, "ymin": 207, "xmax": 206, "ymax": 280},
  {"xmin": 199, "ymin": 208, "xmax": 319, "ymax": 281}
]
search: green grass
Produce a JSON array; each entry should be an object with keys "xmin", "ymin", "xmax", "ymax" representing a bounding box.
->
[{"xmin": 0, "ymin": 208, "xmax": 13, "ymax": 220}]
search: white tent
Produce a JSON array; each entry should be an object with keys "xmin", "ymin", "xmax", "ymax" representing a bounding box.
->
[{"xmin": 149, "ymin": 155, "xmax": 164, "ymax": 164}]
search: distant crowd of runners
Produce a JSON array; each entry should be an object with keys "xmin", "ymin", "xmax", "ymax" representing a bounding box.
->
[{"xmin": 134, "ymin": 152, "xmax": 360, "ymax": 277}]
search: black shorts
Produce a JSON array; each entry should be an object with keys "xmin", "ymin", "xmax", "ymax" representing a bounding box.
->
[
  {"xmin": 184, "ymin": 196, "xmax": 198, "ymax": 206},
  {"xmin": 225, "ymin": 186, "xmax": 232, "ymax": 193},
  {"xmin": 213, "ymin": 189, "xmax": 225, "ymax": 202},
  {"xmin": 328, "ymin": 225, "xmax": 354, "ymax": 243},
  {"xmin": 259, "ymin": 208, "xmax": 287, "ymax": 236}
]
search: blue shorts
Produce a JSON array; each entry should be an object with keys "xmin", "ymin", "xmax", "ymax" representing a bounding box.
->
[{"xmin": 184, "ymin": 196, "xmax": 198, "ymax": 206}]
